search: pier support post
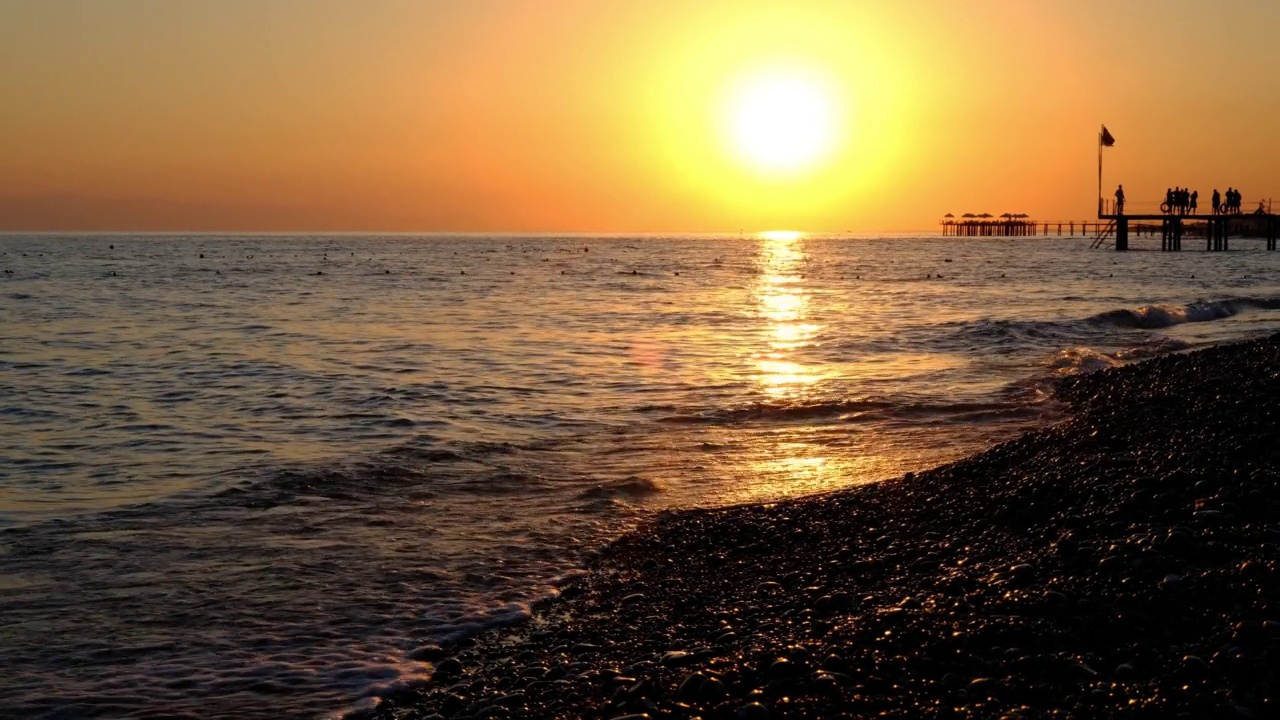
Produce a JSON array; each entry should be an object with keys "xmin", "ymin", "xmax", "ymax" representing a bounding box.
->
[
  {"xmin": 1163, "ymin": 218, "xmax": 1183, "ymax": 251},
  {"xmin": 1115, "ymin": 217, "xmax": 1128, "ymax": 251}
]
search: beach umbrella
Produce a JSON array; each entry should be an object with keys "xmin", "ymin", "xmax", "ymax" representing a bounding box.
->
[
  {"xmin": 999, "ymin": 213, "xmax": 1012, "ymax": 219},
  {"xmin": 944, "ymin": 213, "xmax": 954, "ymax": 218},
  {"xmin": 978, "ymin": 213, "xmax": 993, "ymax": 218},
  {"xmin": 961, "ymin": 213, "xmax": 976, "ymax": 218}
]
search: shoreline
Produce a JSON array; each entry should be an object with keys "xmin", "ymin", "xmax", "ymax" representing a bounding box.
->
[{"xmin": 366, "ymin": 333, "xmax": 1280, "ymax": 719}]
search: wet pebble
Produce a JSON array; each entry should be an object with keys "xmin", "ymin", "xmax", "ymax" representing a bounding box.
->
[{"xmin": 433, "ymin": 657, "xmax": 464, "ymax": 680}]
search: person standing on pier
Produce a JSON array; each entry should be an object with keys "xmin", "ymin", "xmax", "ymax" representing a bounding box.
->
[
  {"xmin": 1212, "ymin": 189, "xmax": 1221, "ymax": 215},
  {"xmin": 1190, "ymin": 190, "xmax": 1198, "ymax": 215},
  {"xmin": 1115, "ymin": 184, "xmax": 1125, "ymax": 214},
  {"xmin": 1165, "ymin": 188, "xmax": 1174, "ymax": 214}
]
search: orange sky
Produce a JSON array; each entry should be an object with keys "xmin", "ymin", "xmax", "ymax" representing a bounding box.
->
[{"xmin": 3, "ymin": 0, "xmax": 1280, "ymax": 232}]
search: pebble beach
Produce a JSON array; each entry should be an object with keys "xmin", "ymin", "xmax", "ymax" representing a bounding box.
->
[{"xmin": 368, "ymin": 333, "xmax": 1280, "ymax": 720}]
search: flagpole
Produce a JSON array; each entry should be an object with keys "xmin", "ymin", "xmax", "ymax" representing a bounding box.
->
[{"xmin": 1097, "ymin": 128, "xmax": 1103, "ymax": 217}]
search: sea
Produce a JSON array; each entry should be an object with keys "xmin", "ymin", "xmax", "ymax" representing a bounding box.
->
[{"xmin": 4, "ymin": 231, "xmax": 1280, "ymax": 719}]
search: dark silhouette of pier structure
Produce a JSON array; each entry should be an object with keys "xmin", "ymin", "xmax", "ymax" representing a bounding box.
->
[
  {"xmin": 940, "ymin": 214, "xmax": 1111, "ymax": 237},
  {"xmin": 1097, "ymin": 197, "xmax": 1280, "ymax": 252},
  {"xmin": 940, "ymin": 200, "xmax": 1280, "ymax": 252},
  {"xmin": 1076, "ymin": 124, "xmax": 1280, "ymax": 250}
]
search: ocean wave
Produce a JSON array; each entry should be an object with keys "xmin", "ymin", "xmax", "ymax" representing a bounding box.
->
[
  {"xmin": 576, "ymin": 476, "xmax": 664, "ymax": 500},
  {"xmin": 1047, "ymin": 337, "xmax": 1194, "ymax": 377},
  {"xmin": 1089, "ymin": 296, "xmax": 1280, "ymax": 330},
  {"xmin": 212, "ymin": 449, "xmax": 559, "ymax": 510},
  {"xmin": 1048, "ymin": 347, "xmax": 1123, "ymax": 376},
  {"xmin": 914, "ymin": 317, "xmax": 1116, "ymax": 358},
  {"xmin": 922, "ymin": 296, "xmax": 1280, "ymax": 355},
  {"xmin": 655, "ymin": 399, "xmax": 893, "ymax": 423},
  {"xmin": 655, "ymin": 398, "xmax": 1036, "ymax": 425}
]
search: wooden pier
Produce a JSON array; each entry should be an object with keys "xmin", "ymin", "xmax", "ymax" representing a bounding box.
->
[
  {"xmin": 939, "ymin": 212, "xmax": 1280, "ymax": 251},
  {"xmin": 1098, "ymin": 212, "xmax": 1280, "ymax": 251},
  {"xmin": 940, "ymin": 217, "xmax": 1111, "ymax": 237}
]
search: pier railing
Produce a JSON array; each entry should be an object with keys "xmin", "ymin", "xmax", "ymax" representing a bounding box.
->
[{"xmin": 1100, "ymin": 197, "xmax": 1274, "ymax": 217}]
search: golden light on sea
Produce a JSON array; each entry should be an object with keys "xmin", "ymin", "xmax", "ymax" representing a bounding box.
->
[{"xmin": 753, "ymin": 232, "xmax": 822, "ymax": 397}]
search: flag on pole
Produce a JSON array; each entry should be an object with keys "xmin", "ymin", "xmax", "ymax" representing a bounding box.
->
[{"xmin": 1101, "ymin": 125, "xmax": 1115, "ymax": 147}]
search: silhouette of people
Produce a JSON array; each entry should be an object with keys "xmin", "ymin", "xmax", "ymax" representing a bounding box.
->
[
  {"xmin": 1212, "ymin": 189, "xmax": 1221, "ymax": 215},
  {"xmin": 1165, "ymin": 188, "xmax": 1174, "ymax": 214},
  {"xmin": 1115, "ymin": 184, "xmax": 1125, "ymax": 214},
  {"xmin": 1190, "ymin": 190, "xmax": 1198, "ymax": 215}
]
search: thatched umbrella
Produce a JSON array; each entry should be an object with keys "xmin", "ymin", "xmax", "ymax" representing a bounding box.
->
[{"xmin": 961, "ymin": 213, "xmax": 976, "ymax": 218}]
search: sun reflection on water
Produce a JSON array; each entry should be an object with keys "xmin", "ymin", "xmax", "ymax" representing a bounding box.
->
[
  {"xmin": 754, "ymin": 232, "xmax": 822, "ymax": 397},
  {"xmin": 722, "ymin": 232, "xmax": 863, "ymax": 504}
]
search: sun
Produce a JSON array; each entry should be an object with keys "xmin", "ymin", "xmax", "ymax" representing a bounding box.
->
[{"xmin": 725, "ymin": 71, "xmax": 839, "ymax": 174}]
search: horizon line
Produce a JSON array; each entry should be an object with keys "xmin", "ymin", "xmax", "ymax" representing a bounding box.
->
[{"xmin": 0, "ymin": 229, "xmax": 946, "ymax": 237}]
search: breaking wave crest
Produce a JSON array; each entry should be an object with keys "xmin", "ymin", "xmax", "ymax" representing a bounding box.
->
[
  {"xmin": 933, "ymin": 296, "xmax": 1280, "ymax": 354},
  {"xmin": 1089, "ymin": 296, "xmax": 1280, "ymax": 330},
  {"xmin": 1049, "ymin": 337, "xmax": 1195, "ymax": 377}
]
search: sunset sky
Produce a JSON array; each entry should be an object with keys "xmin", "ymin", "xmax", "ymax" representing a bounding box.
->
[{"xmin": 3, "ymin": 0, "xmax": 1280, "ymax": 232}]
